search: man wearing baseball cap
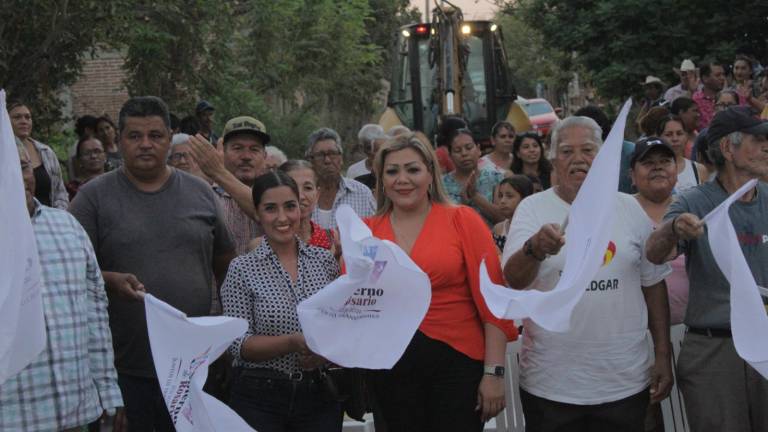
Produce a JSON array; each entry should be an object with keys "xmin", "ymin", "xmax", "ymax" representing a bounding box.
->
[
  {"xmin": 646, "ymin": 106, "xmax": 768, "ymax": 431},
  {"xmin": 212, "ymin": 116, "xmax": 270, "ymax": 256},
  {"xmin": 664, "ymin": 59, "xmax": 698, "ymax": 104},
  {"xmin": 186, "ymin": 115, "xmax": 274, "ymax": 254},
  {"xmin": 195, "ymin": 100, "xmax": 219, "ymax": 144}
]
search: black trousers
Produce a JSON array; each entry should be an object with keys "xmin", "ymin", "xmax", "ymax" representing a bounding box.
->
[
  {"xmin": 520, "ymin": 387, "xmax": 650, "ymax": 432},
  {"xmin": 117, "ymin": 374, "xmax": 174, "ymax": 432},
  {"xmin": 371, "ymin": 331, "xmax": 484, "ymax": 432}
]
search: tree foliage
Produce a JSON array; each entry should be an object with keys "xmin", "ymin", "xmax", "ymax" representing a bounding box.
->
[
  {"xmin": 220, "ymin": 0, "xmax": 420, "ymax": 157},
  {"xmin": 115, "ymin": 0, "xmax": 420, "ymax": 157},
  {"xmin": 516, "ymin": 0, "xmax": 768, "ymax": 99},
  {"xmin": 0, "ymin": 0, "xmax": 422, "ymax": 157},
  {"xmin": 116, "ymin": 1, "xmax": 236, "ymax": 112},
  {"xmin": 493, "ymin": 9, "xmax": 573, "ymax": 99},
  {"xmin": 0, "ymin": 0, "xmax": 121, "ymax": 133}
]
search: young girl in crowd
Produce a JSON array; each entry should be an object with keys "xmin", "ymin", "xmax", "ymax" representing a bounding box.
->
[
  {"xmin": 492, "ymin": 175, "xmax": 534, "ymax": 252},
  {"xmin": 366, "ymin": 133, "xmax": 517, "ymax": 431},
  {"xmin": 511, "ymin": 132, "xmax": 552, "ymax": 190},
  {"xmin": 223, "ymin": 171, "xmax": 342, "ymax": 432}
]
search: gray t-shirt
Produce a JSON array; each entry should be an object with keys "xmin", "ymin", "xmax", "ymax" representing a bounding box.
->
[
  {"xmin": 70, "ymin": 168, "xmax": 234, "ymax": 377},
  {"xmin": 665, "ymin": 180, "xmax": 768, "ymax": 329}
]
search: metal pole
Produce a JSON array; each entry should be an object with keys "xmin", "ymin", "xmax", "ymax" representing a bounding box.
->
[{"xmin": 425, "ymin": 0, "xmax": 429, "ymax": 22}]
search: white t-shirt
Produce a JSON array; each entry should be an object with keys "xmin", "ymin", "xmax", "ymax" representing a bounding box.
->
[
  {"xmin": 502, "ymin": 189, "xmax": 671, "ymax": 405},
  {"xmin": 674, "ymin": 159, "xmax": 699, "ymax": 194},
  {"xmin": 346, "ymin": 159, "xmax": 370, "ymax": 179}
]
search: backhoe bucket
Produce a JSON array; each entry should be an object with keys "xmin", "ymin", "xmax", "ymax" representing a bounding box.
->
[{"xmin": 506, "ymin": 102, "xmax": 533, "ymax": 133}]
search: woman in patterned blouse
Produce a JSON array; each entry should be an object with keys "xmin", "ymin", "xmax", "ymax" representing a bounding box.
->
[
  {"xmin": 248, "ymin": 160, "xmax": 334, "ymax": 252},
  {"xmin": 222, "ymin": 171, "xmax": 342, "ymax": 431}
]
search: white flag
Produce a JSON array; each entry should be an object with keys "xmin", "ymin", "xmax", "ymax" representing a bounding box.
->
[
  {"xmin": 0, "ymin": 89, "xmax": 46, "ymax": 384},
  {"xmin": 480, "ymin": 99, "xmax": 632, "ymax": 332},
  {"xmin": 702, "ymin": 179, "xmax": 768, "ymax": 378},
  {"xmin": 297, "ymin": 205, "xmax": 431, "ymax": 369},
  {"xmin": 144, "ymin": 294, "xmax": 255, "ymax": 431}
]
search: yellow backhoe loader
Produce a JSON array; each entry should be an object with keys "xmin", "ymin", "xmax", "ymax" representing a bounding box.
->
[{"xmin": 379, "ymin": 0, "xmax": 531, "ymax": 146}]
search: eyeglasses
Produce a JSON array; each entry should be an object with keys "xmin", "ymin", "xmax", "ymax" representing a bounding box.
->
[
  {"xmin": 169, "ymin": 152, "xmax": 191, "ymax": 162},
  {"xmin": 80, "ymin": 149, "xmax": 105, "ymax": 158},
  {"xmin": 309, "ymin": 150, "xmax": 342, "ymax": 160}
]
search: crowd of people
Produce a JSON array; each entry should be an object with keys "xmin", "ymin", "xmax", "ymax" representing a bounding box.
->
[{"xmin": 1, "ymin": 53, "xmax": 767, "ymax": 432}]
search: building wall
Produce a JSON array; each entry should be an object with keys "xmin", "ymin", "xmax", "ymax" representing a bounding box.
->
[{"xmin": 68, "ymin": 50, "xmax": 129, "ymax": 122}]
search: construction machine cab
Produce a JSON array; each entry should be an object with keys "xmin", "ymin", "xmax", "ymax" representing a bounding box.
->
[{"xmin": 381, "ymin": 5, "xmax": 528, "ymax": 146}]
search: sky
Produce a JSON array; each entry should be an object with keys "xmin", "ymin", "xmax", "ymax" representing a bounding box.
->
[{"xmin": 410, "ymin": 0, "xmax": 500, "ymax": 21}]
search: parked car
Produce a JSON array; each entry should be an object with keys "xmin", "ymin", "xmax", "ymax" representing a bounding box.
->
[{"xmin": 518, "ymin": 98, "xmax": 559, "ymax": 137}]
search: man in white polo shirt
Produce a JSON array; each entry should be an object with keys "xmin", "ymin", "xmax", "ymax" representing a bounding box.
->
[{"xmin": 502, "ymin": 116, "xmax": 673, "ymax": 432}]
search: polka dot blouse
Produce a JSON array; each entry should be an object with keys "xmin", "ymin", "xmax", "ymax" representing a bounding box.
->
[{"xmin": 222, "ymin": 236, "xmax": 339, "ymax": 375}]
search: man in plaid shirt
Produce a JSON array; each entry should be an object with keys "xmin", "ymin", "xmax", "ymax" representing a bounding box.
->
[
  {"xmin": 307, "ymin": 127, "xmax": 376, "ymax": 229},
  {"xmin": 0, "ymin": 143, "xmax": 123, "ymax": 430}
]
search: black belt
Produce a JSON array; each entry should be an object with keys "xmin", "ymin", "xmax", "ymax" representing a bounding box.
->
[
  {"xmin": 238, "ymin": 367, "xmax": 322, "ymax": 382},
  {"xmin": 688, "ymin": 327, "xmax": 732, "ymax": 338}
]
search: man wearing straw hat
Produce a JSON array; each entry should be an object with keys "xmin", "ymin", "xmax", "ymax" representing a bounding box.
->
[{"xmin": 665, "ymin": 59, "xmax": 699, "ymax": 104}]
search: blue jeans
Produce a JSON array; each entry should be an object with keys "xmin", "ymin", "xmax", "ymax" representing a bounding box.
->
[
  {"xmin": 229, "ymin": 368, "xmax": 343, "ymax": 432},
  {"xmin": 117, "ymin": 374, "xmax": 174, "ymax": 432}
]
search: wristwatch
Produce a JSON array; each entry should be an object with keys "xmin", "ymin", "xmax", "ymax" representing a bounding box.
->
[
  {"xmin": 484, "ymin": 365, "xmax": 505, "ymax": 377},
  {"xmin": 523, "ymin": 238, "xmax": 545, "ymax": 261}
]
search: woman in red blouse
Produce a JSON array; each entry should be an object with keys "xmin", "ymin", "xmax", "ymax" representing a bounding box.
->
[{"xmin": 366, "ymin": 133, "xmax": 518, "ymax": 431}]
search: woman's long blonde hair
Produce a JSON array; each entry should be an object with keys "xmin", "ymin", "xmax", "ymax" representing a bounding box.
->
[{"xmin": 373, "ymin": 132, "xmax": 451, "ymax": 215}]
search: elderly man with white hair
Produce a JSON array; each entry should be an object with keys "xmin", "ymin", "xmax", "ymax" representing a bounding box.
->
[
  {"xmin": 501, "ymin": 116, "xmax": 673, "ymax": 432},
  {"xmin": 308, "ymin": 127, "xmax": 375, "ymax": 229},
  {"xmin": 346, "ymin": 123, "xmax": 387, "ymax": 179}
]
